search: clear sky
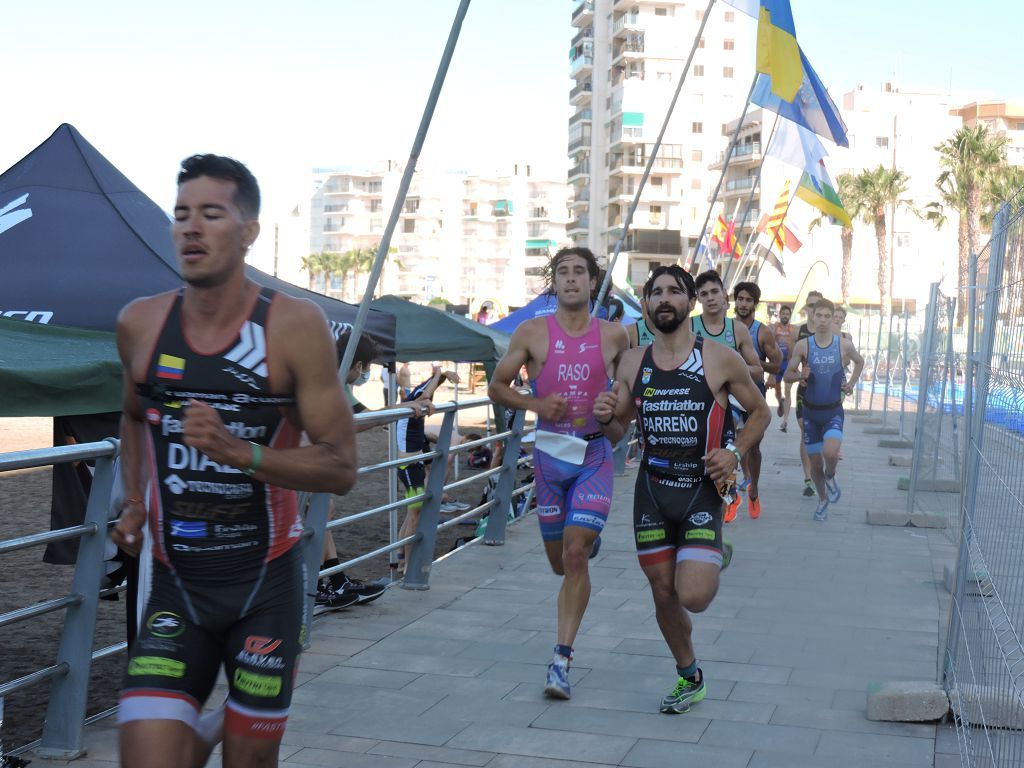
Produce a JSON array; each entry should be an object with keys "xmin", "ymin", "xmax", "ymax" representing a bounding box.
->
[{"xmin": 3, "ymin": 0, "xmax": 1021, "ymax": 230}]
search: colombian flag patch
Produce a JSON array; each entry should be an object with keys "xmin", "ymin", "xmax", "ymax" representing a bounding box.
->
[{"xmin": 156, "ymin": 354, "xmax": 186, "ymax": 380}]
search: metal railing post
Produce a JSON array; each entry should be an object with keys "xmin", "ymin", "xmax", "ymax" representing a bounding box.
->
[
  {"xmin": 870, "ymin": 312, "xmax": 884, "ymax": 413},
  {"xmin": 882, "ymin": 311, "xmax": 895, "ymax": 423},
  {"xmin": 855, "ymin": 314, "xmax": 864, "ymax": 410},
  {"xmin": 899, "ymin": 308, "xmax": 909, "ymax": 438},
  {"xmin": 36, "ymin": 442, "xmax": 118, "ymax": 759},
  {"xmin": 301, "ymin": 492, "xmax": 332, "ymax": 648},
  {"xmin": 483, "ymin": 409, "xmax": 526, "ymax": 545},
  {"xmin": 961, "ymin": 253, "xmax": 978, "ymax": 501},
  {"xmin": 402, "ymin": 410, "xmax": 456, "ymax": 589},
  {"xmin": 906, "ymin": 283, "xmax": 940, "ymax": 515}
]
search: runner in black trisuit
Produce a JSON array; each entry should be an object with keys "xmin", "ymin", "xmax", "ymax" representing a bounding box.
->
[{"xmin": 594, "ymin": 265, "xmax": 769, "ymax": 715}]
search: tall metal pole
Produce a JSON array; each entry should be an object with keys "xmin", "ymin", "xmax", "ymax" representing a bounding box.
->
[
  {"xmin": 685, "ymin": 72, "xmax": 760, "ymax": 274},
  {"xmin": 339, "ymin": 0, "xmax": 472, "ymax": 378},
  {"xmin": 722, "ymin": 111, "xmax": 780, "ymax": 287},
  {"xmin": 592, "ymin": 0, "xmax": 718, "ymax": 313}
]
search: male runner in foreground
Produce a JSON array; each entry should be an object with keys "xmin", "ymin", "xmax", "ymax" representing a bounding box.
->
[
  {"xmin": 112, "ymin": 155, "xmax": 357, "ymax": 768},
  {"xmin": 690, "ymin": 271, "xmax": 764, "ymax": 521},
  {"xmin": 594, "ymin": 265, "xmax": 769, "ymax": 713},
  {"xmin": 785, "ymin": 299, "xmax": 864, "ymax": 521},
  {"xmin": 488, "ymin": 247, "xmax": 628, "ymax": 700},
  {"xmin": 732, "ymin": 281, "xmax": 782, "ymax": 520}
]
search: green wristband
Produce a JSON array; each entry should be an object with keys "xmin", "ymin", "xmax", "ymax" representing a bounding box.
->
[{"xmin": 242, "ymin": 441, "xmax": 262, "ymax": 476}]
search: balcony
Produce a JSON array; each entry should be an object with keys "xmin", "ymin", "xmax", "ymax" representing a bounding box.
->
[
  {"xmin": 612, "ymin": 13, "xmax": 640, "ymax": 38},
  {"xmin": 571, "ymin": 0, "xmax": 594, "ymax": 27},
  {"xmin": 725, "ymin": 176, "xmax": 757, "ymax": 192},
  {"xmin": 570, "ymin": 79, "xmax": 593, "ymax": 105},
  {"xmin": 609, "ymin": 151, "xmax": 684, "ymax": 176},
  {"xmin": 570, "ymin": 188, "xmax": 590, "ymax": 208},
  {"xmin": 569, "ymin": 109, "xmax": 593, "ymax": 128},
  {"xmin": 710, "ymin": 141, "xmax": 763, "ymax": 170},
  {"xmin": 568, "ymin": 159, "xmax": 590, "ymax": 182},
  {"xmin": 609, "ymin": 125, "xmax": 644, "ymax": 147},
  {"xmin": 621, "ymin": 229, "xmax": 683, "ymax": 256},
  {"xmin": 570, "ymin": 54, "xmax": 594, "ymax": 78},
  {"xmin": 567, "ymin": 215, "xmax": 590, "ymax": 235},
  {"xmin": 571, "ymin": 26, "xmax": 593, "ymax": 49},
  {"xmin": 568, "ymin": 133, "xmax": 592, "ymax": 153},
  {"xmin": 611, "ymin": 36, "xmax": 645, "ymax": 66}
]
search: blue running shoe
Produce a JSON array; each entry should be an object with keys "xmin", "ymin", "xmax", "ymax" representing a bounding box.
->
[
  {"xmin": 544, "ymin": 657, "xmax": 571, "ymax": 699},
  {"xmin": 825, "ymin": 473, "xmax": 841, "ymax": 503},
  {"xmin": 660, "ymin": 670, "xmax": 706, "ymax": 714},
  {"xmin": 814, "ymin": 500, "xmax": 829, "ymax": 522}
]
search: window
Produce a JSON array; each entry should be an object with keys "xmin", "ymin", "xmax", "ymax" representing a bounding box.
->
[
  {"xmin": 692, "ymin": 122, "xmax": 703, "ymax": 134},
  {"xmin": 695, "ymin": 10, "xmax": 704, "ymax": 21},
  {"xmin": 694, "ymin": 65, "xmax": 704, "ymax": 76},
  {"xmin": 367, "ymin": 181, "xmax": 382, "ymax": 193},
  {"xmin": 723, "ymin": 66, "xmax": 734, "ymax": 78},
  {"xmin": 691, "ymin": 178, "xmax": 702, "ymax": 189},
  {"xmin": 657, "ymin": 71, "xmax": 672, "ymax": 81},
  {"xmin": 403, "ymin": 218, "xmax": 415, "ymax": 234},
  {"xmin": 725, "ymin": 11, "xmax": 735, "ymax": 21},
  {"xmin": 404, "ymin": 197, "xmax": 420, "ymax": 213},
  {"xmin": 876, "ymin": 136, "xmax": 890, "ymax": 149},
  {"xmin": 497, "ymin": 221, "xmax": 509, "ymax": 237},
  {"xmin": 692, "ymin": 149, "xmax": 703, "ymax": 161},
  {"xmin": 896, "ymin": 232, "xmax": 911, "ymax": 248},
  {"xmin": 370, "ymin": 199, "xmax": 382, "ymax": 213},
  {"xmin": 724, "ymin": 39, "xmax": 735, "ymax": 50},
  {"xmin": 693, "ymin": 93, "xmax": 704, "ymax": 104},
  {"xmin": 698, "ymin": 37, "xmax": 705, "ymax": 48},
  {"xmin": 650, "ymin": 205, "xmax": 662, "ymax": 225},
  {"xmin": 651, "ymin": 176, "xmax": 663, "ymax": 186},
  {"xmin": 722, "ymin": 123, "xmax": 730, "ymax": 135},
  {"xmin": 655, "ymin": 7, "xmax": 668, "ymax": 16}
]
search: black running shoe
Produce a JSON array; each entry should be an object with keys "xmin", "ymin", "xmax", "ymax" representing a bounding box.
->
[
  {"xmin": 315, "ymin": 581, "xmax": 359, "ymax": 610},
  {"xmin": 589, "ymin": 535, "xmax": 602, "ymax": 560},
  {"xmin": 340, "ymin": 576, "xmax": 387, "ymax": 604}
]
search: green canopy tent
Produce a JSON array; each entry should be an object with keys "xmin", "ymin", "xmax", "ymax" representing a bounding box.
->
[
  {"xmin": 369, "ymin": 295, "xmax": 510, "ymax": 362},
  {"xmin": 0, "ymin": 318, "xmax": 121, "ymax": 417}
]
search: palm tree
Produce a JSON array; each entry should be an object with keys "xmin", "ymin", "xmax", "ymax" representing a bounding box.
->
[
  {"xmin": 855, "ymin": 165, "xmax": 913, "ymax": 318},
  {"xmin": 808, "ymin": 172, "xmax": 862, "ymax": 305},
  {"xmin": 935, "ymin": 124, "xmax": 1007, "ymax": 320},
  {"xmin": 300, "ymin": 251, "xmax": 332, "ymax": 291},
  {"xmin": 923, "ymin": 171, "xmax": 968, "ymax": 322},
  {"xmin": 341, "ymin": 247, "xmax": 376, "ymax": 300}
]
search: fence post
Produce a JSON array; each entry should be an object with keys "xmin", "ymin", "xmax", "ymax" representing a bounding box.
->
[
  {"xmin": 944, "ymin": 298, "xmax": 961, "ymax": 479},
  {"xmin": 961, "ymin": 253, "xmax": 978, "ymax": 501},
  {"xmin": 301, "ymin": 492, "xmax": 331, "ymax": 647},
  {"xmin": 899, "ymin": 308, "xmax": 910, "ymax": 438},
  {"xmin": 483, "ymin": 409, "xmax": 526, "ymax": 545},
  {"xmin": 855, "ymin": 314, "xmax": 864, "ymax": 410},
  {"xmin": 870, "ymin": 312, "xmax": 884, "ymax": 413},
  {"xmin": 402, "ymin": 410, "xmax": 455, "ymax": 589},
  {"xmin": 906, "ymin": 283, "xmax": 940, "ymax": 515},
  {"xmin": 944, "ymin": 209, "xmax": 1008, "ymax": 684},
  {"xmin": 882, "ymin": 311, "xmax": 895, "ymax": 423},
  {"xmin": 36, "ymin": 443, "xmax": 118, "ymax": 759}
]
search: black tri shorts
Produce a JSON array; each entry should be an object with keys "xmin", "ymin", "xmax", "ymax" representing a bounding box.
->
[{"xmin": 633, "ymin": 470, "xmax": 725, "ymax": 569}]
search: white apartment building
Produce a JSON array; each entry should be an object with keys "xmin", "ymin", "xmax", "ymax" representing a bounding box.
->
[
  {"xmin": 718, "ymin": 84, "xmax": 966, "ymax": 312},
  {"xmin": 569, "ymin": 0, "xmax": 754, "ymax": 287},
  {"xmin": 307, "ymin": 165, "xmax": 570, "ymax": 310},
  {"xmin": 952, "ymin": 100, "xmax": 1024, "ymax": 167}
]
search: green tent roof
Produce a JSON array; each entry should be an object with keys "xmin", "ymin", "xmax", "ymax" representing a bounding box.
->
[{"xmin": 369, "ymin": 295, "xmax": 510, "ymax": 362}]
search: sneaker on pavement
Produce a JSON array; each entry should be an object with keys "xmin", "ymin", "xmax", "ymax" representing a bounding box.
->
[
  {"xmin": 660, "ymin": 670, "xmax": 706, "ymax": 714},
  {"xmin": 448, "ymin": 500, "xmax": 472, "ymax": 512},
  {"xmin": 721, "ymin": 539, "xmax": 733, "ymax": 571},
  {"xmin": 779, "ymin": 422, "xmax": 788, "ymax": 433},
  {"xmin": 544, "ymin": 657, "xmax": 571, "ymax": 700},
  {"xmin": 439, "ymin": 501, "xmax": 461, "ymax": 513},
  {"xmin": 724, "ymin": 491, "xmax": 741, "ymax": 523},
  {"xmin": 814, "ymin": 500, "xmax": 829, "ymax": 522},
  {"xmin": 315, "ymin": 581, "xmax": 359, "ymax": 610},
  {"xmin": 802, "ymin": 479, "xmax": 815, "ymax": 497},
  {"xmin": 748, "ymin": 496, "xmax": 761, "ymax": 519},
  {"xmin": 824, "ymin": 474, "xmax": 841, "ymax": 504},
  {"xmin": 339, "ymin": 575, "xmax": 387, "ymax": 604}
]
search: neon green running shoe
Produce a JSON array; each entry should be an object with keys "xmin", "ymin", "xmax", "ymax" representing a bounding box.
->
[
  {"xmin": 721, "ymin": 539, "xmax": 734, "ymax": 571},
  {"xmin": 659, "ymin": 670, "xmax": 706, "ymax": 714}
]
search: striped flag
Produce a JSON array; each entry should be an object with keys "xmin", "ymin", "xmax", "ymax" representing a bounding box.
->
[
  {"xmin": 795, "ymin": 161, "xmax": 851, "ymax": 227},
  {"xmin": 764, "ymin": 180, "xmax": 791, "ymax": 251}
]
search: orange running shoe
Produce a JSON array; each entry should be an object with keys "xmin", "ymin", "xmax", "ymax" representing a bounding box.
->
[
  {"xmin": 748, "ymin": 496, "xmax": 761, "ymax": 519},
  {"xmin": 724, "ymin": 492, "xmax": 741, "ymax": 523}
]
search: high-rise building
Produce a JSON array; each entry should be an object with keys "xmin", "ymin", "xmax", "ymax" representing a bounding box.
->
[
  {"xmin": 307, "ymin": 165, "xmax": 569, "ymax": 310},
  {"xmin": 951, "ymin": 100, "xmax": 1024, "ymax": 166},
  {"xmin": 568, "ymin": 0, "xmax": 754, "ymax": 287}
]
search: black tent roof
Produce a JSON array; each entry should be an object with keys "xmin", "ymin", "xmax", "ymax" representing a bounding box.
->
[{"xmin": 0, "ymin": 124, "xmax": 395, "ymax": 358}]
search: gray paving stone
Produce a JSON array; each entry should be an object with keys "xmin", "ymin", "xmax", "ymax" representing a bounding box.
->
[
  {"xmin": 421, "ymin": 693, "xmax": 550, "ymax": 727},
  {"xmin": 699, "ymin": 719, "xmax": 822, "ymax": 754},
  {"xmin": 366, "ymin": 741, "xmax": 494, "ymax": 766},
  {"xmin": 329, "ymin": 711, "xmax": 472, "ymax": 747},
  {"xmin": 483, "ymin": 756, "xmax": 618, "ymax": 768},
  {"xmin": 620, "ymin": 738, "xmax": 753, "ymax": 767},
  {"xmin": 284, "ymin": 748, "xmax": 417, "ymax": 767},
  {"xmin": 447, "ymin": 722, "xmax": 636, "ymax": 763},
  {"xmin": 815, "ymin": 728, "xmax": 936, "ymax": 765},
  {"xmin": 531, "ymin": 704, "xmax": 709, "ymax": 743}
]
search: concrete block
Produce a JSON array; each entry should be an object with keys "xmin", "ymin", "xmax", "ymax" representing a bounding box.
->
[
  {"xmin": 850, "ymin": 415, "xmax": 883, "ymax": 423},
  {"xmin": 866, "ymin": 510, "xmax": 910, "ymax": 526},
  {"xmin": 897, "ymin": 476, "xmax": 957, "ymax": 492},
  {"xmin": 866, "ymin": 680, "xmax": 949, "ymax": 722},
  {"xmin": 880, "ymin": 439, "xmax": 914, "ymax": 449},
  {"xmin": 865, "ymin": 426, "xmax": 900, "ymax": 435},
  {"xmin": 888, "ymin": 454, "xmax": 913, "ymax": 466},
  {"xmin": 897, "ymin": 476, "xmax": 910, "ymax": 490},
  {"xmin": 908, "ymin": 512, "xmax": 948, "ymax": 529},
  {"xmin": 950, "ymin": 684, "xmax": 1024, "ymax": 728}
]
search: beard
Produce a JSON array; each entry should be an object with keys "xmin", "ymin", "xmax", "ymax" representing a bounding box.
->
[{"xmin": 651, "ymin": 304, "xmax": 688, "ymax": 333}]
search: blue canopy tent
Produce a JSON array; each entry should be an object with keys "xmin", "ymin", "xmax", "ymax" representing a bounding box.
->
[{"xmin": 491, "ymin": 288, "xmax": 640, "ymax": 334}]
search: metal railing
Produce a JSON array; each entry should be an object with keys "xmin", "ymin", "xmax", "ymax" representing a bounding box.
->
[{"xmin": 0, "ymin": 395, "xmax": 534, "ymax": 760}]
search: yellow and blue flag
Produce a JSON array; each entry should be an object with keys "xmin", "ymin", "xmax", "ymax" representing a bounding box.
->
[{"xmin": 756, "ymin": 1, "xmax": 803, "ymax": 102}]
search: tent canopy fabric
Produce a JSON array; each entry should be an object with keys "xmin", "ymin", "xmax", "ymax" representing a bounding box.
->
[
  {"xmin": 0, "ymin": 123, "xmax": 396, "ymax": 356},
  {"xmin": 490, "ymin": 290, "xmax": 638, "ymax": 335},
  {"xmin": 0, "ymin": 319, "xmax": 121, "ymax": 417},
  {"xmin": 369, "ymin": 295, "xmax": 510, "ymax": 362}
]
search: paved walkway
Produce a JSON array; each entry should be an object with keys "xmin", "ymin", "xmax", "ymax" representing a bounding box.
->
[{"xmin": 36, "ymin": 413, "xmax": 961, "ymax": 767}]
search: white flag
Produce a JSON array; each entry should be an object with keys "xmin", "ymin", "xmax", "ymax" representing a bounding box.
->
[
  {"xmin": 766, "ymin": 118, "xmax": 828, "ymax": 182},
  {"xmin": 721, "ymin": 0, "xmax": 760, "ymax": 19}
]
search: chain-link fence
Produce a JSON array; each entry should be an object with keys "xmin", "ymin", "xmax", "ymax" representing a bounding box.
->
[
  {"xmin": 944, "ymin": 202, "xmax": 1024, "ymax": 767},
  {"xmin": 852, "ymin": 307, "xmax": 922, "ymax": 435}
]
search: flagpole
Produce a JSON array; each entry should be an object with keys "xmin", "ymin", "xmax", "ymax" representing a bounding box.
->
[
  {"xmin": 722, "ymin": 111, "xmax": 781, "ymax": 287},
  {"xmin": 338, "ymin": 0, "xmax": 471, "ymax": 378},
  {"xmin": 593, "ymin": 0, "xmax": 718, "ymax": 314},
  {"xmin": 685, "ymin": 71, "xmax": 759, "ymax": 274}
]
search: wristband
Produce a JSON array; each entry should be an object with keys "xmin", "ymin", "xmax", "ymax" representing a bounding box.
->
[
  {"xmin": 242, "ymin": 441, "xmax": 262, "ymax": 477},
  {"xmin": 724, "ymin": 443, "xmax": 742, "ymax": 466}
]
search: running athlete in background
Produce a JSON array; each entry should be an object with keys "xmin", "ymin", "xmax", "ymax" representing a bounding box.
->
[
  {"xmin": 732, "ymin": 282, "xmax": 782, "ymax": 520},
  {"xmin": 112, "ymin": 155, "xmax": 357, "ymax": 768},
  {"xmin": 690, "ymin": 271, "xmax": 764, "ymax": 522},
  {"xmin": 594, "ymin": 265, "xmax": 769, "ymax": 714},
  {"xmin": 785, "ymin": 299, "xmax": 864, "ymax": 521},
  {"xmin": 488, "ymin": 247, "xmax": 628, "ymax": 700},
  {"xmin": 795, "ymin": 290, "xmax": 824, "ymax": 497},
  {"xmin": 770, "ymin": 304, "xmax": 795, "ymax": 431}
]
